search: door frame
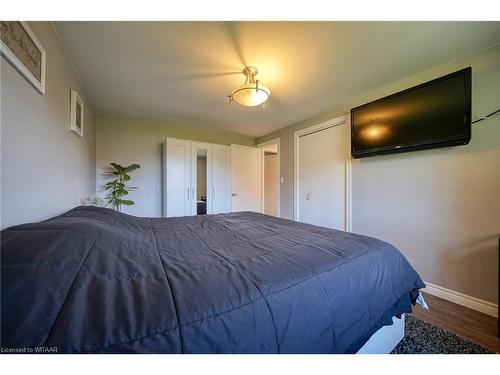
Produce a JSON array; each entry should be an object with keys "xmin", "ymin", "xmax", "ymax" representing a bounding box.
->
[
  {"xmin": 293, "ymin": 114, "xmax": 352, "ymax": 231},
  {"xmin": 256, "ymin": 138, "xmax": 281, "ymax": 217}
]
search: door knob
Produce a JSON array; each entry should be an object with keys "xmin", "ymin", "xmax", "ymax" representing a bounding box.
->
[
  {"xmin": 306, "ymin": 193, "xmax": 311, "ymax": 201},
  {"xmin": 232, "ymin": 193, "xmax": 238, "ymax": 197}
]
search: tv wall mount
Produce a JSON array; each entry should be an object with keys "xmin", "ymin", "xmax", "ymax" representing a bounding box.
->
[{"xmin": 472, "ymin": 108, "xmax": 500, "ymax": 125}]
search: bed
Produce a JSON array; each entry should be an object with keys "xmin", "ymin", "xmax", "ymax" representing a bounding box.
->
[{"xmin": 1, "ymin": 206, "xmax": 424, "ymax": 353}]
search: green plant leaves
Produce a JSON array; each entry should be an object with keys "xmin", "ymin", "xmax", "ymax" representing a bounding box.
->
[
  {"xmin": 125, "ymin": 164, "xmax": 140, "ymax": 172},
  {"xmin": 110, "ymin": 162, "xmax": 124, "ymax": 172},
  {"xmin": 106, "ymin": 163, "xmax": 140, "ymax": 211}
]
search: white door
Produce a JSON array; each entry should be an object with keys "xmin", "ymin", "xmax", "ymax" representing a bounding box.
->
[
  {"xmin": 164, "ymin": 138, "xmax": 191, "ymax": 217},
  {"xmin": 230, "ymin": 144, "xmax": 262, "ymax": 212},
  {"xmin": 191, "ymin": 142, "xmax": 212, "ymax": 215},
  {"xmin": 297, "ymin": 124, "xmax": 346, "ymax": 230},
  {"xmin": 212, "ymin": 144, "xmax": 231, "ymax": 214}
]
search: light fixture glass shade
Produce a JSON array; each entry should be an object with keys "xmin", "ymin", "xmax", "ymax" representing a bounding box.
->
[
  {"xmin": 229, "ymin": 66, "xmax": 270, "ymax": 107},
  {"xmin": 231, "ymin": 83, "xmax": 270, "ymax": 106}
]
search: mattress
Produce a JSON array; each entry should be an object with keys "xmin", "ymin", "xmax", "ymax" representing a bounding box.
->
[{"xmin": 1, "ymin": 206, "xmax": 424, "ymax": 353}]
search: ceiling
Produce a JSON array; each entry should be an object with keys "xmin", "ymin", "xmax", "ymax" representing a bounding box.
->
[{"xmin": 53, "ymin": 22, "xmax": 500, "ymax": 138}]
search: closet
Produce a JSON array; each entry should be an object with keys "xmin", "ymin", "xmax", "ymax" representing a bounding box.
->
[
  {"xmin": 163, "ymin": 138, "xmax": 230, "ymax": 217},
  {"xmin": 295, "ymin": 118, "xmax": 348, "ymax": 231}
]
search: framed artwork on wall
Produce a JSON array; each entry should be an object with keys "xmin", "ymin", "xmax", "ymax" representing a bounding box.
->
[
  {"xmin": 0, "ymin": 21, "xmax": 46, "ymax": 95},
  {"xmin": 70, "ymin": 90, "xmax": 84, "ymax": 137}
]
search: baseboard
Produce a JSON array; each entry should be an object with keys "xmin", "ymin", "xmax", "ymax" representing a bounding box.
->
[{"xmin": 424, "ymin": 281, "xmax": 498, "ymax": 318}]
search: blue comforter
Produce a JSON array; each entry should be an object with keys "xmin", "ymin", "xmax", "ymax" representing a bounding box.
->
[{"xmin": 1, "ymin": 206, "xmax": 424, "ymax": 353}]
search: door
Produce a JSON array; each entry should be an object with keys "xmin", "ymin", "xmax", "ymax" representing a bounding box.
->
[
  {"xmin": 164, "ymin": 138, "xmax": 191, "ymax": 217},
  {"xmin": 191, "ymin": 142, "xmax": 212, "ymax": 215},
  {"xmin": 230, "ymin": 144, "xmax": 262, "ymax": 212},
  {"xmin": 212, "ymin": 144, "xmax": 231, "ymax": 214},
  {"xmin": 297, "ymin": 124, "xmax": 346, "ymax": 230}
]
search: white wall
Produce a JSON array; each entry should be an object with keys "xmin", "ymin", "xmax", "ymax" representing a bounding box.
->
[
  {"xmin": 257, "ymin": 46, "xmax": 500, "ymax": 304},
  {"xmin": 96, "ymin": 113, "xmax": 254, "ymax": 217},
  {"xmin": 1, "ymin": 22, "xmax": 96, "ymax": 229}
]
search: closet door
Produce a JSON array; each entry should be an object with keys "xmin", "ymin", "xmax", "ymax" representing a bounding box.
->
[
  {"xmin": 296, "ymin": 124, "xmax": 346, "ymax": 230},
  {"xmin": 211, "ymin": 144, "xmax": 231, "ymax": 214},
  {"xmin": 191, "ymin": 142, "xmax": 212, "ymax": 215},
  {"xmin": 164, "ymin": 138, "xmax": 191, "ymax": 217}
]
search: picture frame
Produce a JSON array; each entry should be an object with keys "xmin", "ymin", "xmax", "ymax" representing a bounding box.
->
[
  {"xmin": 70, "ymin": 90, "xmax": 84, "ymax": 137},
  {"xmin": 0, "ymin": 21, "xmax": 46, "ymax": 95}
]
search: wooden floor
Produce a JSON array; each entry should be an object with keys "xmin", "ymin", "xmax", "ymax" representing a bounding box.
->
[{"xmin": 412, "ymin": 292, "xmax": 499, "ymax": 353}]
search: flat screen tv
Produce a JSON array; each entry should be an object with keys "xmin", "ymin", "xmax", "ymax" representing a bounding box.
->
[{"xmin": 351, "ymin": 67, "xmax": 471, "ymax": 158}]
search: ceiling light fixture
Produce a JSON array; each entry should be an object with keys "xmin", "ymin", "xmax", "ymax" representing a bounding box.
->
[{"xmin": 228, "ymin": 66, "xmax": 270, "ymax": 107}]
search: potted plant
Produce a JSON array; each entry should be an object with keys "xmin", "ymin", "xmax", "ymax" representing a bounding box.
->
[{"xmin": 105, "ymin": 163, "xmax": 140, "ymax": 211}]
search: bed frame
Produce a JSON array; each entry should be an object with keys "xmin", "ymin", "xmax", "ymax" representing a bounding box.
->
[{"xmin": 356, "ymin": 315, "xmax": 405, "ymax": 354}]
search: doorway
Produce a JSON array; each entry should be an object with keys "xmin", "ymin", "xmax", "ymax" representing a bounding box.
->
[{"xmin": 258, "ymin": 139, "xmax": 280, "ymax": 217}]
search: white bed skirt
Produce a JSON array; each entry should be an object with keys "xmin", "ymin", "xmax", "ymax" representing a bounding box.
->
[{"xmin": 356, "ymin": 314, "xmax": 405, "ymax": 354}]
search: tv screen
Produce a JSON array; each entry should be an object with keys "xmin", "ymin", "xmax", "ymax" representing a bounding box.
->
[{"xmin": 351, "ymin": 67, "xmax": 471, "ymax": 158}]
